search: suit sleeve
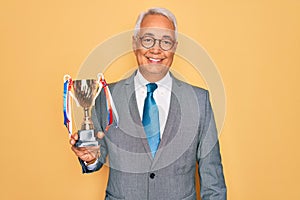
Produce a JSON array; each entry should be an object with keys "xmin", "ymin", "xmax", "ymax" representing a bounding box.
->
[
  {"xmin": 79, "ymin": 89, "xmax": 108, "ymax": 174},
  {"xmin": 197, "ymin": 90, "xmax": 227, "ymax": 199}
]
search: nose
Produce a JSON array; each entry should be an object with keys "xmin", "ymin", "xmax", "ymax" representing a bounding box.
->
[{"xmin": 150, "ymin": 39, "xmax": 162, "ymax": 53}]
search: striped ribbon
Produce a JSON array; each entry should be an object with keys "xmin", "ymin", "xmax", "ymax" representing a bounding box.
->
[
  {"xmin": 63, "ymin": 75, "xmax": 73, "ymax": 135},
  {"xmin": 98, "ymin": 74, "xmax": 119, "ymax": 131}
]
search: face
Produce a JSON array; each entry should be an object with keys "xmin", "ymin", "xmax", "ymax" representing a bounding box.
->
[{"xmin": 133, "ymin": 14, "xmax": 177, "ymax": 82}]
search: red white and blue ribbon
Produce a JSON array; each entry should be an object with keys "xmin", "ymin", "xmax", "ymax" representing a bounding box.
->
[
  {"xmin": 98, "ymin": 73, "xmax": 119, "ymax": 131},
  {"xmin": 63, "ymin": 75, "xmax": 73, "ymax": 135}
]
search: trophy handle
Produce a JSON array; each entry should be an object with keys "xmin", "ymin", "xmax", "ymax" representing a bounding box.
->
[
  {"xmin": 92, "ymin": 73, "xmax": 104, "ymax": 106},
  {"xmin": 97, "ymin": 73, "xmax": 104, "ymax": 85},
  {"xmin": 63, "ymin": 74, "xmax": 71, "ymax": 82},
  {"xmin": 69, "ymin": 91, "xmax": 80, "ymax": 107},
  {"xmin": 64, "ymin": 74, "xmax": 81, "ymax": 107}
]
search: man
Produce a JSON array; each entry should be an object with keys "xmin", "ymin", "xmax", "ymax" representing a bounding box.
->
[{"xmin": 70, "ymin": 7, "xmax": 226, "ymax": 200}]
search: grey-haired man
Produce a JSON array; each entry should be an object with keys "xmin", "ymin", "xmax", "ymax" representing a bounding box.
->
[{"xmin": 70, "ymin": 7, "xmax": 227, "ymax": 200}]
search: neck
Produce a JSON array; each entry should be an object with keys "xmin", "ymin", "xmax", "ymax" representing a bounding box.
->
[{"xmin": 139, "ymin": 71, "xmax": 168, "ymax": 83}]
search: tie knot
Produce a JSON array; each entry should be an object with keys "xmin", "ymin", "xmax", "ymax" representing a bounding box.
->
[{"xmin": 146, "ymin": 83, "xmax": 158, "ymax": 93}]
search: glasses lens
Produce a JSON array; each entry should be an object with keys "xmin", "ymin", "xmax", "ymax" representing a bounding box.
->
[
  {"xmin": 160, "ymin": 39, "xmax": 174, "ymax": 51},
  {"xmin": 141, "ymin": 37, "xmax": 155, "ymax": 48}
]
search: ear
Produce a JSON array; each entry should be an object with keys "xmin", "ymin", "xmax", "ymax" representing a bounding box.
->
[
  {"xmin": 132, "ymin": 36, "xmax": 138, "ymax": 55},
  {"xmin": 172, "ymin": 41, "xmax": 178, "ymax": 52}
]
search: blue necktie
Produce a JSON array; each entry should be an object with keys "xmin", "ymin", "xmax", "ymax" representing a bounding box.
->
[{"xmin": 142, "ymin": 83, "xmax": 160, "ymax": 157}]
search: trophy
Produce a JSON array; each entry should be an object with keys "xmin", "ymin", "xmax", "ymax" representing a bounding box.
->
[{"xmin": 63, "ymin": 74, "xmax": 102, "ymax": 147}]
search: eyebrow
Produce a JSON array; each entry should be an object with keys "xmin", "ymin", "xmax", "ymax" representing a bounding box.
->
[
  {"xmin": 142, "ymin": 33, "xmax": 174, "ymax": 40},
  {"xmin": 161, "ymin": 35, "xmax": 173, "ymax": 40},
  {"xmin": 142, "ymin": 33, "xmax": 155, "ymax": 37}
]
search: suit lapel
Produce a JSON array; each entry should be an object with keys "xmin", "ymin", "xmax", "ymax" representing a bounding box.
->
[
  {"xmin": 152, "ymin": 77, "xmax": 182, "ymax": 166},
  {"xmin": 124, "ymin": 72, "xmax": 154, "ymax": 161}
]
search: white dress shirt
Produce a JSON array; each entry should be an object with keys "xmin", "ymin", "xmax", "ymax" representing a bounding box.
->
[{"xmin": 134, "ymin": 70, "xmax": 172, "ymax": 138}]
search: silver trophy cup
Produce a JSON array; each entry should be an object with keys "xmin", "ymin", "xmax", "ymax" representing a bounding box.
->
[{"xmin": 71, "ymin": 79, "xmax": 100, "ymax": 147}]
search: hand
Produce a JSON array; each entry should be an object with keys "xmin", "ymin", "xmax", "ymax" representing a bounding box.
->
[{"xmin": 70, "ymin": 131, "xmax": 105, "ymax": 163}]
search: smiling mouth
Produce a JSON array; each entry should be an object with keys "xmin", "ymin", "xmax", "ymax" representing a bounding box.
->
[{"xmin": 147, "ymin": 57, "xmax": 164, "ymax": 63}]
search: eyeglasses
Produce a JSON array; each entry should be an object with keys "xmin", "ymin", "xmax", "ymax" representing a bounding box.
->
[{"xmin": 139, "ymin": 36, "xmax": 175, "ymax": 51}]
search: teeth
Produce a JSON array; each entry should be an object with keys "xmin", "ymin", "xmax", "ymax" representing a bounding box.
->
[{"xmin": 149, "ymin": 58, "xmax": 161, "ymax": 62}]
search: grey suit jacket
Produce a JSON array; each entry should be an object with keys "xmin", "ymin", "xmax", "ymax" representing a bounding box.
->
[{"xmin": 80, "ymin": 72, "xmax": 226, "ymax": 200}]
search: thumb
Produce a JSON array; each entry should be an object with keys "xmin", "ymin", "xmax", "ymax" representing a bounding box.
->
[{"xmin": 96, "ymin": 131, "xmax": 105, "ymax": 139}]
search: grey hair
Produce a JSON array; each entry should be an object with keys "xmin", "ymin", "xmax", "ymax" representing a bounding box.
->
[{"xmin": 133, "ymin": 7, "xmax": 178, "ymax": 40}]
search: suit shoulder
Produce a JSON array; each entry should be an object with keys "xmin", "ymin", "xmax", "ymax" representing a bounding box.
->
[
  {"xmin": 191, "ymin": 84, "xmax": 208, "ymax": 95},
  {"xmin": 107, "ymin": 79, "xmax": 126, "ymax": 91},
  {"xmin": 175, "ymin": 78, "xmax": 208, "ymax": 96}
]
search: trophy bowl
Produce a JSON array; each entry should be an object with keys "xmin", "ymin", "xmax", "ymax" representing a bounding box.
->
[{"xmin": 72, "ymin": 79, "xmax": 100, "ymax": 147}]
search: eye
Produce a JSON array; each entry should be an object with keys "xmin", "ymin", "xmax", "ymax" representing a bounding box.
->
[
  {"xmin": 142, "ymin": 37, "xmax": 154, "ymax": 43},
  {"xmin": 162, "ymin": 40, "xmax": 173, "ymax": 45}
]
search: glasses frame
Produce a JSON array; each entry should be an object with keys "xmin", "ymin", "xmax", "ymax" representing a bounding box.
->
[{"xmin": 138, "ymin": 36, "xmax": 175, "ymax": 51}]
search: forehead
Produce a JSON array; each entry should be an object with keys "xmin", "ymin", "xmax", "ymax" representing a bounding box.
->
[
  {"xmin": 139, "ymin": 28, "xmax": 175, "ymax": 39},
  {"xmin": 141, "ymin": 14, "xmax": 175, "ymax": 30},
  {"xmin": 139, "ymin": 14, "xmax": 175, "ymax": 38}
]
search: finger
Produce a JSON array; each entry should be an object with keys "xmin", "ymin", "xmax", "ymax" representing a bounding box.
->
[
  {"xmin": 79, "ymin": 153, "xmax": 89, "ymax": 161},
  {"xmin": 84, "ymin": 147, "xmax": 98, "ymax": 156},
  {"xmin": 79, "ymin": 152, "xmax": 96, "ymax": 162},
  {"xmin": 71, "ymin": 146, "xmax": 86, "ymax": 156},
  {"xmin": 97, "ymin": 131, "xmax": 105, "ymax": 139},
  {"xmin": 69, "ymin": 138, "xmax": 76, "ymax": 145},
  {"xmin": 71, "ymin": 146, "xmax": 80, "ymax": 154},
  {"xmin": 77, "ymin": 147, "xmax": 88, "ymax": 151},
  {"xmin": 71, "ymin": 133, "xmax": 78, "ymax": 140},
  {"xmin": 71, "ymin": 145, "xmax": 99, "ymax": 161},
  {"xmin": 85, "ymin": 146, "xmax": 100, "ymax": 151},
  {"xmin": 81, "ymin": 153, "xmax": 89, "ymax": 160},
  {"xmin": 78, "ymin": 147, "xmax": 98, "ymax": 155},
  {"xmin": 69, "ymin": 133, "xmax": 78, "ymax": 145}
]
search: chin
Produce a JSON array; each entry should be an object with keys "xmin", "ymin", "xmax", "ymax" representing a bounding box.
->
[{"xmin": 147, "ymin": 67, "xmax": 167, "ymax": 75}]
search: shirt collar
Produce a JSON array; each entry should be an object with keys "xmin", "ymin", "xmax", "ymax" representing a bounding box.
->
[{"xmin": 135, "ymin": 70, "xmax": 172, "ymax": 90}]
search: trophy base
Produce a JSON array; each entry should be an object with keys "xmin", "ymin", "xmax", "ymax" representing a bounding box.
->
[{"xmin": 75, "ymin": 129, "xmax": 99, "ymax": 147}]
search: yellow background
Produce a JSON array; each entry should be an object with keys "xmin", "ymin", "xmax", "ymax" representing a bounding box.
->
[{"xmin": 1, "ymin": 0, "xmax": 299, "ymax": 199}]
